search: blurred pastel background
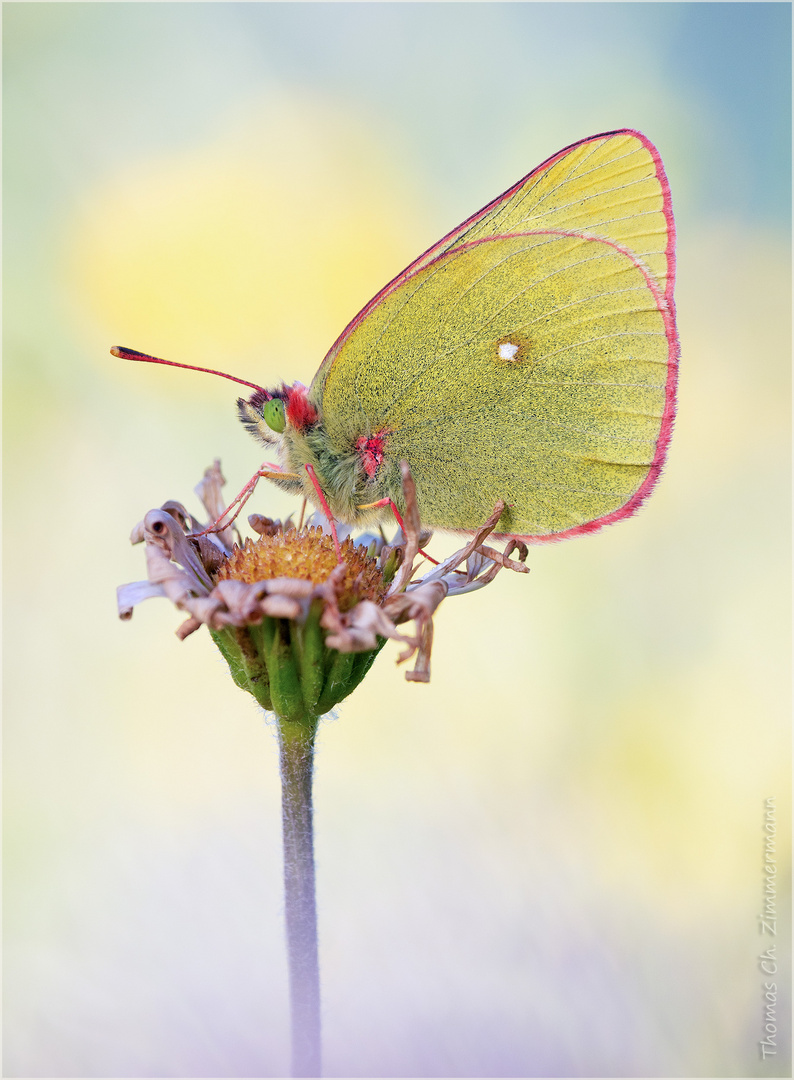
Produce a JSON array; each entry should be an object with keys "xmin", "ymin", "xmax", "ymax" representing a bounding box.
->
[{"xmin": 4, "ymin": 3, "xmax": 790, "ymax": 1078}]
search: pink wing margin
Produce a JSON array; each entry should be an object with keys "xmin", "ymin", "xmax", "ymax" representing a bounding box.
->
[
  {"xmin": 531, "ymin": 130, "xmax": 679, "ymax": 544},
  {"xmin": 317, "ymin": 128, "xmax": 680, "ymax": 543}
]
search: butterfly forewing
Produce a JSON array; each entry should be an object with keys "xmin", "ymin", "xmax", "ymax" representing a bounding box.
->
[{"xmin": 456, "ymin": 131, "xmax": 674, "ymax": 298}]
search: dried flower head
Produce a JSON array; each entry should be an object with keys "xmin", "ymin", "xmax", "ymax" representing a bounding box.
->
[
  {"xmin": 217, "ymin": 531, "xmax": 389, "ymax": 610},
  {"xmin": 118, "ymin": 460, "xmax": 529, "ymax": 721}
]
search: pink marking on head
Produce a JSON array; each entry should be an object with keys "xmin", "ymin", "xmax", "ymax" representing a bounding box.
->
[
  {"xmin": 285, "ymin": 385, "xmax": 318, "ymax": 430},
  {"xmin": 355, "ymin": 431, "xmax": 389, "ymax": 480}
]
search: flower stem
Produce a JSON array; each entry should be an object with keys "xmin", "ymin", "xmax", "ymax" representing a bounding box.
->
[{"xmin": 278, "ymin": 716, "xmax": 321, "ymax": 1077}]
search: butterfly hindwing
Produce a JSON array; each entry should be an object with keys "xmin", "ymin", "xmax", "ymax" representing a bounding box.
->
[{"xmin": 319, "ymin": 226, "xmax": 673, "ymax": 537}]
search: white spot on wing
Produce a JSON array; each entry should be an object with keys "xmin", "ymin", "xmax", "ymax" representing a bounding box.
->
[{"xmin": 499, "ymin": 341, "xmax": 520, "ymax": 360}]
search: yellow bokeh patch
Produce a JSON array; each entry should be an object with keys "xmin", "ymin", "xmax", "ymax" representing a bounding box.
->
[{"xmin": 63, "ymin": 97, "xmax": 428, "ymax": 391}]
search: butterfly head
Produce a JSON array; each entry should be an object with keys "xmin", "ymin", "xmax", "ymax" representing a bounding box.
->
[
  {"xmin": 237, "ymin": 382, "xmax": 401, "ymax": 526},
  {"xmin": 237, "ymin": 383, "xmax": 319, "ymax": 446}
]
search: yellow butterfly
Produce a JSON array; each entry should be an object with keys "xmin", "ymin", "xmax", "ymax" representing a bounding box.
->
[{"xmin": 117, "ymin": 129, "xmax": 678, "ymax": 542}]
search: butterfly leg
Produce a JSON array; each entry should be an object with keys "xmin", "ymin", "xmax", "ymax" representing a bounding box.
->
[
  {"xmin": 357, "ymin": 497, "xmax": 439, "ymax": 565},
  {"xmin": 304, "ymin": 463, "xmax": 342, "ymax": 562},
  {"xmin": 195, "ymin": 464, "xmax": 294, "ymax": 538}
]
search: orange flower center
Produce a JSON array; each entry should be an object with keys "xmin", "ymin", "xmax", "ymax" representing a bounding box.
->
[{"xmin": 214, "ymin": 527, "xmax": 388, "ymax": 611}]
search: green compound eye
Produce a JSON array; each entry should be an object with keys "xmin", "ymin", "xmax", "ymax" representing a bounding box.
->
[{"xmin": 263, "ymin": 398, "xmax": 286, "ymax": 433}]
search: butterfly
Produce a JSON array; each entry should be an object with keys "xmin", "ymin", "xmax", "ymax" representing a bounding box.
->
[{"xmin": 116, "ymin": 129, "xmax": 678, "ymax": 543}]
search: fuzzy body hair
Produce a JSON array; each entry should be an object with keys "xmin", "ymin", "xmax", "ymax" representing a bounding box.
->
[{"xmin": 237, "ymin": 395, "xmax": 401, "ymax": 526}]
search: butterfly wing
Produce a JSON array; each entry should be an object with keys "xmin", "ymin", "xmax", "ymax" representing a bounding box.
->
[
  {"xmin": 311, "ymin": 130, "xmax": 678, "ymax": 540},
  {"xmin": 427, "ymin": 128, "xmax": 675, "ymax": 303},
  {"xmin": 315, "ymin": 130, "xmax": 675, "ymax": 376}
]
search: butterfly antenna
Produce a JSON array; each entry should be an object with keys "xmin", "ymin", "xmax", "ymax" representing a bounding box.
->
[{"xmin": 111, "ymin": 346, "xmax": 268, "ymax": 395}]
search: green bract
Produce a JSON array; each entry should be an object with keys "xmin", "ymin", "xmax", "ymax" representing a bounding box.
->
[{"xmin": 209, "ymin": 601, "xmax": 385, "ymax": 725}]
